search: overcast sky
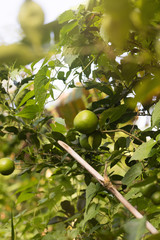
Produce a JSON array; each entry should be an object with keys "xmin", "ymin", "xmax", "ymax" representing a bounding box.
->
[{"xmin": 0, "ymin": 0, "xmax": 87, "ymax": 44}]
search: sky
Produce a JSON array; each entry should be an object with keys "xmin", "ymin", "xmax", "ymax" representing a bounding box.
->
[{"xmin": 0, "ymin": 0, "xmax": 87, "ymax": 44}]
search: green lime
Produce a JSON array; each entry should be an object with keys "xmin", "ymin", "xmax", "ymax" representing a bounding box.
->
[
  {"xmin": 157, "ymin": 172, "xmax": 160, "ymax": 183},
  {"xmin": 141, "ymin": 182, "xmax": 158, "ymax": 198},
  {"xmin": 79, "ymin": 134, "xmax": 91, "ymax": 150},
  {"xmin": 73, "ymin": 110, "xmax": 98, "ymax": 134},
  {"xmin": 0, "ymin": 158, "xmax": 15, "ymax": 176},
  {"xmin": 151, "ymin": 191, "xmax": 160, "ymax": 205},
  {"xmin": 88, "ymin": 131, "xmax": 102, "ymax": 149}
]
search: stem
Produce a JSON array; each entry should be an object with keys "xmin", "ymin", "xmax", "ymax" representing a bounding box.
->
[
  {"xmin": 103, "ymin": 129, "xmax": 144, "ymax": 143},
  {"xmin": 58, "ymin": 140, "xmax": 158, "ymax": 235}
]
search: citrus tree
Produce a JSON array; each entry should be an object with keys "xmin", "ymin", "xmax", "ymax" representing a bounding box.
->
[{"xmin": 0, "ymin": 0, "xmax": 160, "ymax": 239}]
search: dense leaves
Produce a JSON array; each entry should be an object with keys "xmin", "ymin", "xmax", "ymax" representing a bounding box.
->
[{"xmin": 0, "ymin": 0, "xmax": 160, "ymax": 239}]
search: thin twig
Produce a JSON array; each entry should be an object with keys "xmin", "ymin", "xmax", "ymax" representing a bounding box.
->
[
  {"xmin": 58, "ymin": 140, "xmax": 158, "ymax": 235},
  {"xmin": 50, "ymin": 56, "xmax": 95, "ymax": 102},
  {"xmin": 103, "ymin": 129, "xmax": 144, "ymax": 143}
]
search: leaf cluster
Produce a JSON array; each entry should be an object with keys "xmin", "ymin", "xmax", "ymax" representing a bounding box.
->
[{"xmin": 1, "ymin": 0, "xmax": 160, "ymax": 239}]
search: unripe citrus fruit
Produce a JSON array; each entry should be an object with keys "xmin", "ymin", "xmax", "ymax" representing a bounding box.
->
[
  {"xmin": 140, "ymin": 182, "xmax": 158, "ymax": 198},
  {"xmin": 88, "ymin": 131, "xmax": 102, "ymax": 149},
  {"xmin": 151, "ymin": 191, "xmax": 160, "ymax": 205},
  {"xmin": 157, "ymin": 172, "xmax": 160, "ymax": 183},
  {"xmin": 73, "ymin": 110, "xmax": 98, "ymax": 134},
  {"xmin": 0, "ymin": 158, "xmax": 15, "ymax": 175},
  {"xmin": 79, "ymin": 134, "xmax": 91, "ymax": 150}
]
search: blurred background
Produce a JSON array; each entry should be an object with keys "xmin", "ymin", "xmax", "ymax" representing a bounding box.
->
[{"xmin": 0, "ymin": 0, "xmax": 86, "ymax": 44}]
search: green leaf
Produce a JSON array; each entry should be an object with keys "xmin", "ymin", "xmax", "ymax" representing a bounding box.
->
[
  {"xmin": 81, "ymin": 203, "xmax": 99, "ymax": 228},
  {"xmin": 140, "ymin": 0, "xmax": 160, "ymax": 25},
  {"xmin": 152, "ymin": 100, "xmax": 160, "ymax": 127},
  {"xmin": 4, "ymin": 126, "xmax": 18, "ymax": 134},
  {"xmin": 85, "ymin": 81, "xmax": 113, "ymax": 96},
  {"xmin": 15, "ymin": 81, "xmax": 34, "ymax": 98},
  {"xmin": 57, "ymin": 71, "xmax": 65, "ymax": 80},
  {"xmin": 16, "ymin": 104, "xmax": 39, "ymax": 119},
  {"xmin": 131, "ymin": 175, "xmax": 157, "ymax": 188},
  {"xmin": 99, "ymin": 104, "xmax": 127, "ymax": 127},
  {"xmin": 51, "ymin": 131, "xmax": 66, "ymax": 142},
  {"xmin": 121, "ymin": 60, "xmax": 140, "ymax": 83},
  {"xmin": 17, "ymin": 90, "xmax": 35, "ymax": 109},
  {"xmin": 97, "ymin": 53, "xmax": 118, "ymax": 72},
  {"xmin": 125, "ymin": 188, "xmax": 141, "ymax": 200},
  {"xmin": 50, "ymin": 118, "xmax": 66, "ymax": 134},
  {"xmin": 122, "ymin": 163, "xmax": 143, "ymax": 186},
  {"xmin": 58, "ymin": 10, "xmax": 75, "ymax": 24},
  {"xmin": 145, "ymin": 233, "xmax": 160, "ymax": 240},
  {"xmin": 61, "ymin": 200, "xmax": 75, "ymax": 216},
  {"xmin": 60, "ymin": 20, "xmax": 78, "ymax": 38},
  {"xmin": 156, "ymin": 133, "xmax": 160, "ymax": 142},
  {"xmin": 130, "ymin": 139, "xmax": 156, "ymax": 161},
  {"xmin": 54, "ymin": 117, "xmax": 66, "ymax": 125},
  {"xmin": 64, "ymin": 54, "xmax": 78, "ymax": 66},
  {"xmin": 48, "ymin": 216, "xmax": 67, "ymax": 225},
  {"xmin": 124, "ymin": 217, "xmax": 146, "ymax": 240},
  {"xmin": 34, "ymin": 65, "xmax": 49, "ymax": 110},
  {"xmin": 17, "ymin": 192, "xmax": 35, "ymax": 204},
  {"xmin": 15, "ymin": 179, "xmax": 38, "ymax": 193},
  {"xmin": 85, "ymin": 182, "xmax": 100, "ymax": 212}
]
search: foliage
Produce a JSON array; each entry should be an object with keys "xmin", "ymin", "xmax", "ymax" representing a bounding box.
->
[{"xmin": 0, "ymin": 0, "xmax": 160, "ymax": 239}]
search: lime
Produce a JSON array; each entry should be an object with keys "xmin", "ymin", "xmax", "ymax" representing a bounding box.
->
[
  {"xmin": 88, "ymin": 131, "xmax": 102, "ymax": 149},
  {"xmin": 79, "ymin": 134, "xmax": 91, "ymax": 150},
  {"xmin": 151, "ymin": 191, "xmax": 160, "ymax": 205},
  {"xmin": 73, "ymin": 110, "xmax": 98, "ymax": 134},
  {"xmin": 0, "ymin": 158, "xmax": 15, "ymax": 176},
  {"xmin": 157, "ymin": 172, "xmax": 160, "ymax": 183},
  {"xmin": 141, "ymin": 182, "xmax": 158, "ymax": 198}
]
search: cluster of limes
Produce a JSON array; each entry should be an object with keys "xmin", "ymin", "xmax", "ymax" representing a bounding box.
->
[
  {"xmin": 0, "ymin": 158, "xmax": 15, "ymax": 176},
  {"xmin": 141, "ymin": 173, "xmax": 160, "ymax": 205},
  {"xmin": 73, "ymin": 110, "xmax": 102, "ymax": 150}
]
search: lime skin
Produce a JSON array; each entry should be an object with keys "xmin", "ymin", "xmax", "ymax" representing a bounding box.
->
[
  {"xmin": 79, "ymin": 134, "xmax": 91, "ymax": 150},
  {"xmin": 88, "ymin": 131, "xmax": 102, "ymax": 149},
  {"xmin": 151, "ymin": 191, "xmax": 160, "ymax": 205},
  {"xmin": 140, "ymin": 182, "xmax": 158, "ymax": 198},
  {"xmin": 0, "ymin": 158, "xmax": 15, "ymax": 176},
  {"xmin": 79, "ymin": 131, "xmax": 102, "ymax": 150},
  {"xmin": 73, "ymin": 110, "xmax": 98, "ymax": 134}
]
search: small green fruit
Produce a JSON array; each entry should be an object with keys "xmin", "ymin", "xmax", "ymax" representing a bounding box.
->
[
  {"xmin": 73, "ymin": 110, "xmax": 98, "ymax": 134},
  {"xmin": 141, "ymin": 182, "xmax": 158, "ymax": 198},
  {"xmin": 79, "ymin": 134, "xmax": 91, "ymax": 150},
  {"xmin": 0, "ymin": 158, "xmax": 15, "ymax": 176},
  {"xmin": 157, "ymin": 172, "xmax": 160, "ymax": 183},
  {"xmin": 88, "ymin": 131, "xmax": 102, "ymax": 149},
  {"xmin": 151, "ymin": 191, "xmax": 160, "ymax": 205}
]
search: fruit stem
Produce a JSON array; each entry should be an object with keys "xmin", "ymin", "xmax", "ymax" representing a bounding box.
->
[{"xmin": 58, "ymin": 140, "xmax": 158, "ymax": 235}]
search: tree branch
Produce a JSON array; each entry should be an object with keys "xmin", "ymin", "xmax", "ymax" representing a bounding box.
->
[
  {"xmin": 103, "ymin": 129, "xmax": 144, "ymax": 143},
  {"xmin": 58, "ymin": 140, "xmax": 158, "ymax": 235}
]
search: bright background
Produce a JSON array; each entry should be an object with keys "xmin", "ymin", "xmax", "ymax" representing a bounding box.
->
[
  {"xmin": 0, "ymin": 0, "xmax": 87, "ymax": 44},
  {"xmin": 0, "ymin": 0, "xmax": 87, "ymax": 107}
]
